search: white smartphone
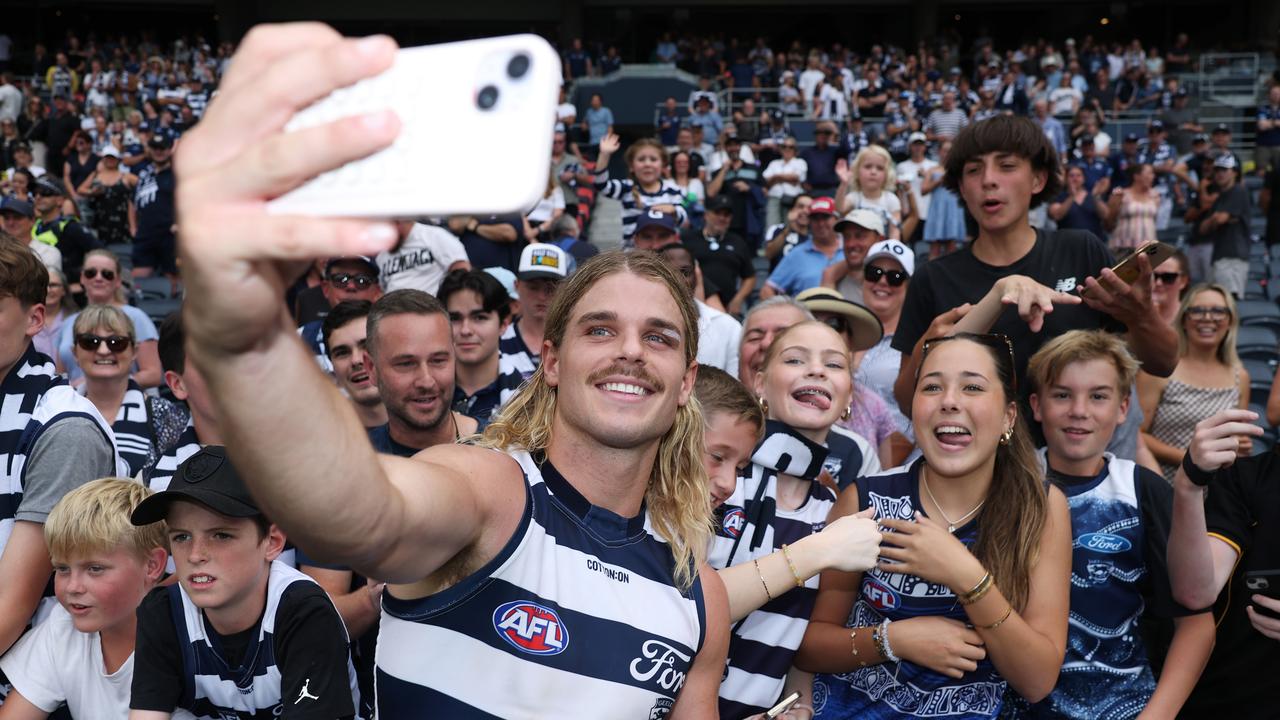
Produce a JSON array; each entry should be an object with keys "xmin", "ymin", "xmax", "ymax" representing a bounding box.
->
[
  {"xmin": 766, "ymin": 691, "xmax": 802, "ymax": 718},
  {"xmin": 268, "ymin": 34, "xmax": 560, "ymax": 218}
]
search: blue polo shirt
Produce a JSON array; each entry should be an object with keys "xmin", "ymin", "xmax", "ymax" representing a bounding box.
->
[{"xmin": 764, "ymin": 240, "xmax": 843, "ymax": 296}]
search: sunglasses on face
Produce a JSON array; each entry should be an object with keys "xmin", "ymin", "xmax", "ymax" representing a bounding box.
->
[
  {"xmin": 864, "ymin": 265, "xmax": 909, "ymax": 287},
  {"xmin": 1154, "ymin": 272, "xmax": 1183, "ymax": 285},
  {"xmin": 76, "ymin": 334, "xmax": 132, "ymax": 353},
  {"xmin": 328, "ymin": 273, "xmax": 377, "ymax": 290},
  {"xmin": 82, "ymin": 267, "xmax": 116, "ymax": 281},
  {"xmin": 920, "ymin": 332, "xmax": 1017, "ymax": 393},
  {"xmin": 1185, "ymin": 306, "xmax": 1230, "ymax": 321}
]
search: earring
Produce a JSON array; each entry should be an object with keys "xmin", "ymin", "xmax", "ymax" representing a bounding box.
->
[
  {"xmin": 841, "ymin": 404, "xmax": 851, "ymax": 421},
  {"xmin": 999, "ymin": 428, "xmax": 1013, "ymax": 445},
  {"xmin": 758, "ymin": 397, "xmax": 769, "ymax": 416}
]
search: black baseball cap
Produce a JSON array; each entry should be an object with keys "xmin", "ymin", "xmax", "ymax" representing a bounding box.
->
[
  {"xmin": 1213, "ymin": 123, "xmax": 1231, "ymax": 134},
  {"xmin": 148, "ymin": 134, "xmax": 173, "ymax": 150},
  {"xmin": 33, "ymin": 176, "xmax": 65, "ymax": 196},
  {"xmin": 706, "ymin": 195, "xmax": 733, "ymax": 213},
  {"xmin": 131, "ymin": 446, "xmax": 262, "ymax": 525}
]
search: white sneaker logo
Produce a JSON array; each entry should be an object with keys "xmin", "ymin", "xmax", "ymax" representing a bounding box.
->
[
  {"xmin": 1054, "ymin": 277, "xmax": 1077, "ymax": 293},
  {"xmin": 295, "ymin": 679, "xmax": 319, "ymax": 704}
]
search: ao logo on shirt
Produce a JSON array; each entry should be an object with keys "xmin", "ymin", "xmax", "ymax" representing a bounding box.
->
[
  {"xmin": 492, "ymin": 600, "xmax": 569, "ymax": 655},
  {"xmin": 721, "ymin": 507, "xmax": 746, "ymax": 538}
]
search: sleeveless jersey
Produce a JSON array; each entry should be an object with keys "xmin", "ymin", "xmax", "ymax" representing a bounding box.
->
[
  {"xmin": 168, "ymin": 561, "xmax": 358, "ymax": 719},
  {"xmin": 813, "ymin": 460, "xmax": 1006, "ymax": 719},
  {"xmin": 79, "ymin": 379, "xmax": 154, "ymax": 477},
  {"xmin": 708, "ymin": 453, "xmax": 838, "ymax": 717},
  {"xmin": 1027, "ymin": 451, "xmax": 1160, "ymax": 719},
  {"xmin": 375, "ymin": 449, "xmax": 706, "ymax": 719}
]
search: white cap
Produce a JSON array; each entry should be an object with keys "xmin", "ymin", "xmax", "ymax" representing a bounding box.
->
[
  {"xmin": 100, "ymin": 145, "xmax": 121, "ymax": 159},
  {"xmin": 908, "ymin": 131, "xmax": 928, "ymax": 144},
  {"xmin": 864, "ymin": 239, "xmax": 915, "ymax": 276},
  {"xmin": 834, "ymin": 208, "xmax": 887, "ymax": 237},
  {"xmin": 517, "ymin": 243, "xmax": 570, "ymax": 281}
]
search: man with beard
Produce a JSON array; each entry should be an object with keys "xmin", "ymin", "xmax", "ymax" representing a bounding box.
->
[
  {"xmin": 763, "ymin": 193, "xmax": 812, "ymax": 272},
  {"xmin": 323, "ymin": 300, "xmax": 385, "ymax": 429},
  {"xmin": 498, "ymin": 243, "xmax": 568, "ymax": 383},
  {"xmin": 365, "ymin": 290, "xmax": 477, "ymax": 457}
]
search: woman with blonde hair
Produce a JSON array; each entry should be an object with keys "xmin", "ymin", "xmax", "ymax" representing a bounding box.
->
[
  {"xmin": 70, "ymin": 304, "xmax": 186, "ymax": 475},
  {"xmin": 56, "ymin": 249, "xmax": 161, "ymax": 388},
  {"xmin": 1139, "ymin": 283, "xmax": 1249, "ymax": 482},
  {"xmin": 797, "ymin": 333, "xmax": 1071, "ymax": 717},
  {"xmin": 836, "ymin": 144, "xmax": 903, "ymax": 239}
]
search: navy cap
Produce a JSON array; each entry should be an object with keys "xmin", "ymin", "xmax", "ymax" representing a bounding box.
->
[
  {"xmin": 148, "ymin": 134, "xmax": 173, "ymax": 149},
  {"xmin": 634, "ymin": 209, "xmax": 678, "ymax": 234},
  {"xmin": 33, "ymin": 176, "xmax": 65, "ymax": 196},
  {"xmin": 130, "ymin": 446, "xmax": 262, "ymax": 525},
  {"xmin": 1148, "ymin": 119, "xmax": 1166, "ymax": 132},
  {"xmin": 1193, "ymin": 133, "xmax": 1210, "ymax": 143},
  {"xmin": 0, "ymin": 196, "xmax": 34, "ymax": 218},
  {"xmin": 325, "ymin": 256, "xmax": 379, "ymax": 276},
  {"xmin": 1124, "ymin": 132, "xmax": 1140, "ymax": 142},
  {"xmin": 706, "ymin": 195, "xmax": 733, "ymax": 213},
  {"xmin": 1213, "ymin": 123, "xmax": 1231, "ymax": 134},
  {"xmin": 769, "ymin": 108, "xmax": 785, "ymax": 122},
  {"xmin": 1175, "ymin": 88, "xmax": 1189, "ymax": 98}
]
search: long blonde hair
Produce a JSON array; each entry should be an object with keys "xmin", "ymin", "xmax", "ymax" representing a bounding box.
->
[
  {"xmin": 851, "ymin": 144, "xmax": 897, "ymax": 195},
  {"xmin": 481, "ymin": 251, "xmax": 711, "ymax": 590},
  {"xmin": 1175, "ymin": 283, "xmax": 1240, "ymax": 367}
]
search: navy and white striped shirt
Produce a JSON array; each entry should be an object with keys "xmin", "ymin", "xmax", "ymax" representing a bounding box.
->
[
  {"xmin": 708, "ymin": 447, "xmax": 838, "ymax": 717},
  {"xmin": 593, "ymin": 169, "xmax": 689, "ymax": 246},
  {"xmin": 375, "ymin": 449, "xmax": 707, "ymax": 718},
  {"xmin": 160, "ymin": 562, "xmax": 358, "ymax": 719},
  {"xmin": 144, "ymin": 418, "xmax": 201, "ymax": 491},
  {"xmin": 78, "ymin": 379, "xmax": 154, "ymax": 477},
  {"xmin": 497, "ymin": 321, "xmax": 538, "ymax": 393}
]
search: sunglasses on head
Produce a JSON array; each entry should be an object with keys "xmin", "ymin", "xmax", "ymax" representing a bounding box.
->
[
  {"xmin": 920, "ymin": 332, "xmax": 1017, "ymax": 393},
  {"xmin": 76, "ymin": 334, "xmax": 132, "ymax": 353},
  {"xmin": 329, "ymin": 272, "xmax": 377, "ymax": 290},
  {"xmin": 864, "ymin": 265, "xmax": 909, "ymax": 287},
  {"xmin": 82, "ymin": 267, "xmax": 116, "ymax": 281},
  {"xmin": 1154, "ymin": 272, "xmax": 1182, "ymax": 285}
]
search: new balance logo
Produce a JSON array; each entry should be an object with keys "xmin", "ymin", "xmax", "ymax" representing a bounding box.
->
[
  {"xmin": 295, "ymin": 679, "xmax": 319, "ymax": 704},
  {"xmin": 1054, "ymin": 277, "xmax": 1077, "ymax": 293}
]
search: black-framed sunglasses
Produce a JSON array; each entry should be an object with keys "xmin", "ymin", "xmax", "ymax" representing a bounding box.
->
[
  {"xmin": 864, "ymin": 265, "xmax": 909, "ymax": 287},
  {"xmin": 1154, "ymin": 272, "xmax": 1183, "ymax": 285},
  {"xmin": 920, "ymin": 332, "xmax": 1017, "ymax": 392},
  {"xmin": 328, "ymin": 272, "xmax": 377, "ymax": 290},
  {"xmin": 76, "ymin": 334, "xmax": 133, "ymax": 353},
  {"xmin": 82, "ymin": 267, "xmax": 116, "ymax": 281},
  {"xmin": 1185, "ymin": 305, "xmax": 1231, "ymax": 321}
]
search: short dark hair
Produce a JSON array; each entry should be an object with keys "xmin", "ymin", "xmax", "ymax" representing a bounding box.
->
[
  {"xmin": 943, "ymin": 115, "xmax": 1063, "ymax": 209},
  {"xmin": 366, "ymin": 289, "xmax": 447, "ymax": 358},
  {"xmin": 0, "ymin": 241, "xmax": 48, "ymax": 307},
  {"xmin": 157, "ymin": 312, "xmax": 185, "ymax": 374},
  {"xmin": 436, "ymin": 269, "xmax": 512, "ymax": 322},
  {"xmin": 321, "ymin": 300, "xmax": 373, "ymax": 355}
]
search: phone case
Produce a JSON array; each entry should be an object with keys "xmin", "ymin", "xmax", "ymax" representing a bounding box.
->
[{"xmin": 267, "ymin": 35, "xmax": 560, "ymax": 218}]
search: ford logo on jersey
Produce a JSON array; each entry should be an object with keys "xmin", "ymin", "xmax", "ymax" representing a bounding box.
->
[
  {"xmin": 862, "ymin": 575, "xmax": 900, "ymax": 611},
  {"xmin": 721, "ymin": 507, "xmax": 746, "ymax": 539},
  {"xmin": 1079, "ymin": 532, "xmax": 1131, "ymax": 554},
  {"xmin": 493, "ymin": 601, "xmax": 569, "ymax": 655}
]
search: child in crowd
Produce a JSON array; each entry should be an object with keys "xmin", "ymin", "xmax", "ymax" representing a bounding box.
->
[
  {"xmin": 0, "ymin": 479, "xmax": 167, "ymax": 720},
  {"xmin": 127, "ymin": 446, "xmax": 359, "ymax": 719},
  {"xmin": 1023, "ymin": 330, "xmax": 1214, "ymax": 718}
]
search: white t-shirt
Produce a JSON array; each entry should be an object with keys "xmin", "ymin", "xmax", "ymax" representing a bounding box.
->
[
  {"xmin": 817, "ymin": 83, "xmax": 850, "ymax": 121},
  {"xmin": 696, "ymin": 301, "xmax": 741, "ymax": 378},
  {"xmin": 526, "ymin": 187, "xmax": 566, "ymax": 224},
  {"xmin": 799, "ymin": 69, "xmax": 826, "ymax": 103},
  {"xmin": 763, "ymin": 157, "xmax": 808, "ymax": 198},
  {"xmin": 377, "ymin": 223, "xmax": 469, "ymax": 295},
  {"xmin": 705, "ymin": 146, "xmax": 756, "ymax": 175},
  {"xmin": 1047, "ymin": 86, "xmax": 1082, "ymax": 116},
  {"xmin": 843, "ymin": 191, "xmax": 902, "ymax": 235},
  {"xmin": 0, "ymin": 603, "xmax": 196, "ymax": 719},
  {"xmin": 896, "ymin": 158, "xmax": 938, "ymax": 220}
]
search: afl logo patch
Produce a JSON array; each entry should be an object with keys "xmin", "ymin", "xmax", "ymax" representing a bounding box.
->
[
  {"xmin": 721, "ymin": 507, "xmax": 746, "ymax": 538},
  {"xmin": 862, "ymin": 575, "xmax": 900, "ymax": 611},
  {"xmin": 492, "ymin": 601, "xmax": 569, "ymax": 655}
]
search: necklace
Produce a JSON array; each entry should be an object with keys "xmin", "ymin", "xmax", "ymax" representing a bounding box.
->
[{"xmin": 921, "ymin": 469, "xmax": 985, "ymax": 533}]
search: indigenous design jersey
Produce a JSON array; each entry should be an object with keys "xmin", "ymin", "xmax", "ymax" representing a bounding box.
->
[
  {"xmin": 814, "ymin": 460, "xmax": 1005, "ymax": 719},
  {"xmin": 708, "ymin": 423, "xmax": 838, "ymax": 718},
  {"xmin": 168, "ymin": 561, "xmax": 359, "ymax": 719},
  {"xmin": 1027, "ymin": 451, "xmax": 1196, "ymax": 719},
  {"xmin": 375, "ymin": 449, "xmax": 706, "ymax": 719}
]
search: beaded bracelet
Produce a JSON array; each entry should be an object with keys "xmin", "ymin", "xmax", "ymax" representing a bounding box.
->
[
  {"xmin": 873, "ymin": 618, "xmax": 900, "ymax": 663},
  {"xmin": 781, "ymin": 543, "xmax": 805, "ymax": 588}
]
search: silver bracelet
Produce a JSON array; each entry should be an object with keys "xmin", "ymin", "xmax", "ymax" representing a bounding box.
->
[{"xmin": 879, "ymin": 618, "xmax": 900, "ymax": 663}]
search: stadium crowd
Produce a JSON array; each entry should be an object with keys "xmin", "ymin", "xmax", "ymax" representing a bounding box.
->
[{"xmin": 0, "ymin": 21, "xmax": 1278, "ymax": 720}]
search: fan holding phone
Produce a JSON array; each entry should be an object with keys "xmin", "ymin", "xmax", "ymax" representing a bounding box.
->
[{"xmin": 1167, "ymin": 408, "xmax": 1280, "ymax": 716}]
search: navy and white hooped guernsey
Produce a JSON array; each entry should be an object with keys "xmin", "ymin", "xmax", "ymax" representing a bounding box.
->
[
  {"xmin": 375, "ymin": 449, "xmax": 707, "ymax": 719},
  {"xmin": 168, "ymin": 560, "xmax": 359, "ymax": 719}
]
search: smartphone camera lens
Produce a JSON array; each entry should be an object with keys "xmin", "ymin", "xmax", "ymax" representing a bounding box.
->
[
  {"xmin": 507, "ymin": 53, "xmax": 531, "ymax": 79},
  {"xmin": 477, "ymin": 85, "xmax": 499, "ymax": 110}
]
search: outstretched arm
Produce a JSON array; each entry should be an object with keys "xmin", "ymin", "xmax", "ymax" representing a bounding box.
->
[{"xmin": 175, "ymin": 24, "xmax": 518, "ymax": 584}]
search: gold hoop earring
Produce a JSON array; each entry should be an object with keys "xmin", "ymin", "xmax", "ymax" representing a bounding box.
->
[
  {"xmin": 841, "ymin": 405, "xmax": 851, "ymax": 421},
  {"xmin": 758, "ymin": 397, "xmax": 769, "ymax": 416},
  {"xmin": 999, "ymin": 428, "xmax": 1013, "ymax": 445}
]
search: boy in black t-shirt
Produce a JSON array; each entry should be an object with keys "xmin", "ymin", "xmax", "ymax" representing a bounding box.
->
[
  {"xmin": 129, "ymin": 446, "xmax": 358, "ymax": 719},
  {"xmin": 890, "ymin": 115, "xmax": 1177, "ymax": 426},
  {"xmin": 1168, "ymin": 409, "xmax": 1280, "ymax": 716}
]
